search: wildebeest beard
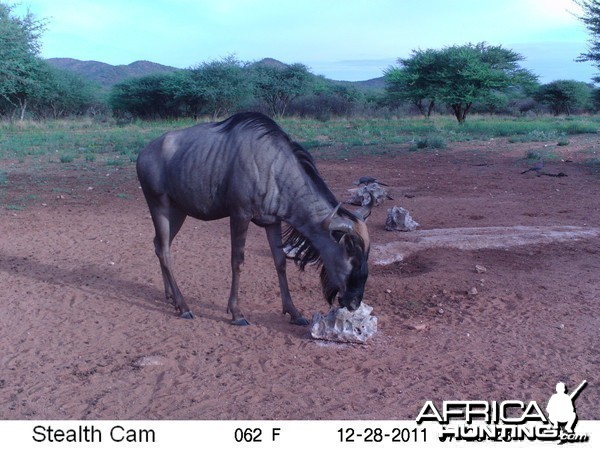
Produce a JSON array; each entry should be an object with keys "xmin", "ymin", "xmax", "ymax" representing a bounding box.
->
[{"xmin": 282, "ymin": 223, "xmax": 369, "ymax": 308}]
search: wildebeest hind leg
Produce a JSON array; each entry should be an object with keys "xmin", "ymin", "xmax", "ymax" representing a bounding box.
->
[
  {"xmin": 150, "ymin": 197, "xmax": 193, "ymax": 319},
  {"xmin": 265, "ymin": 223, "xmax": 309, "ymax": 326}
]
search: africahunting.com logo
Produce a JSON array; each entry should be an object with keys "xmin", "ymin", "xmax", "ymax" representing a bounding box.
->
[{"xmin": 416, "ymin": 380, "xmax": 589, "ymax": 444}]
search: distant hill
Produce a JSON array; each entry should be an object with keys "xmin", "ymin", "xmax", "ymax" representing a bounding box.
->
[
  {"xmin": 353, "ymin": 77, "xmax": 386, "ymax": 91},
  {"xmin": 46, "ymin": 57, "xmax": 385, "ymax": 92},
  {"xmin": 333, "ymin": 77, "xmax": 386, "ymax": 92},
  {"xmin": 251, "ymin": 57, "xmax": 290, "ymax": 70},
  {"xmin": 46, "ymin": 58, "xmax": 179, "ymax": 89},
  {"xmin": 251, "ymin": 58, "xmax": 386, "ymax": 92}
]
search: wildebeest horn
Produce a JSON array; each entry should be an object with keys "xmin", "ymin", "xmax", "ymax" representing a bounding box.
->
[
  {"xmin": 322, "ymin": 203, "xmax": 354, "ymax": 234},
  {"xmin": 329, "ymin": 216, "xmax": 354, "ymax": 234},
  {"xmin": 322, "ymin": 203, "xmax": 341, "ymax": 228},
  {"xmin": 354, "ymin": 191, "xmax": 375, "ymax": 220}
]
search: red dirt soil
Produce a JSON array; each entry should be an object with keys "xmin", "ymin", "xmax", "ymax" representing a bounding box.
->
[{"xmin": 1, "ymin": 135, "xmax": 599, "ymax": 420}]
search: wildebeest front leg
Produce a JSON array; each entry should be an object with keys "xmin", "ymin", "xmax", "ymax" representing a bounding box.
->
[
  {"xmin": 265, "ymin": 223, "xmax": 309, "ymax": 325},
  {"xmin": 150, "ymin": 197, "xmax": 193, "ymax": 319},
  {"xmin": 228, "ymin": 217, "xmax": 251, "ymax": 326}
]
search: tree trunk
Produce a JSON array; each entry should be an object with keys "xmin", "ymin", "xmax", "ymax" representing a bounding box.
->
[
  {"xmin": 427, "ymin": 100, "xmax": 435, "ymax": 117},
  {"xmin": 415, "ymin": 99, "xmax": 426, "ymax": 117},
  {"xmin": 415, "ymin": 99, "xmax": 435, "ymax": 118},
  {"xmin": 462, "ymin": 102, "xmax": 473, "ymax": 122},
  {"xmin": 451, "ymin": 104, "xmax": 464, "ymax": 123},
  {"xmin": 451, "ymin": 102, "xmax": 472, "ymax": 124},
  {"xmin": 18, "ymin": 98, "xmax": 27, "ymax": 121}
]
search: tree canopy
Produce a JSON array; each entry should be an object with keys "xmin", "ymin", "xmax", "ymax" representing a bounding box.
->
[
  {"xmin": 251, "ymin": 63, "xmax": 314, "ymax": 117},
  {"xmin": 188, "ymin": 56, "xmax": 250, "ymax": 118},
  {"xmin": 576, "ymin": 0, "xmax": 600, "ymax": 81},
  {"xmin": 534, "ymin": 80, "xmax": 593, "ymax": 115},
  {"xmin": 0, "ymin": 4, "xmax": 98, "ymax": 119},
  {"xmin": 384, "ymin": 48, "xmax": 440, "ymax": 117},
  {"xmin": 0, "ymin": 3, "xmax": 45, "ymax": 118},
  {"xmin": 385, "ymin": 43, "xmax": 538, "ymax": 123},
  {"xmin": 109, "ymin": 59, "xmax": 320, "ymax": 119},
  {"xmin": 110, "ymin": 57, "xmax": 252, "ymax": 120},
  {"xmin": 2, "ymin": 4, "xmax": 597, "ymax": 122}
]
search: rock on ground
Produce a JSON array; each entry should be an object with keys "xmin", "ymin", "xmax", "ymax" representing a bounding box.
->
[
  {"xmin": 347, "ymin": 183, "xmax": 390, "ymax": 206},
  {"xmin": 310, "ymin": 303, "xmax": 378, "ymax": 344},
  {"xmin": 385, "ymin": 206, "xmax": 420, "ymax": 231}
]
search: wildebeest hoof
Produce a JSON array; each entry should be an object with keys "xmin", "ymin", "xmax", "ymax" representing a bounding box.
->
[
  {"xmin": 180, "ymin": 311, "xmax": 194, "ymax": 319},
  {"xmin": 231, "ymin": 317, "xmax": 250, "ymax": 326},
  {"xmin": 290, "ymin": 316, "xmax": 309, "ymax": 326}
]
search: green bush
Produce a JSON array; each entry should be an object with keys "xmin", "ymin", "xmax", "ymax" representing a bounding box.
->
[
  {"xmin": 410, "ymin": 134, "xmax": 447, "ymax": 150},
  {"xmin": 59, "ymin": 154, "xmax": 74, "ymax": 163}
]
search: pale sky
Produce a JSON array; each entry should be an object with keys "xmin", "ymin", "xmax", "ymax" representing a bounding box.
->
[{"xmin": 12, "ymin": 0, "xmax": 598, "ymax": 83}]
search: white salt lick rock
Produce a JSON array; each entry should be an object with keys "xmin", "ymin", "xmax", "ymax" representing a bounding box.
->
[{"xmin": 310, "ymin": 303, "xmax": 378, "ymax": 344}]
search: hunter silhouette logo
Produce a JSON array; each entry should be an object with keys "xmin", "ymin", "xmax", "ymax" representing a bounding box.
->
[
  {"xmin": 416, "ymin": 379, "xmax": 590, "ymax": 443},
  {"xmin": 546, "ymin": 380, "xmax": 587, "ymax": 435}
]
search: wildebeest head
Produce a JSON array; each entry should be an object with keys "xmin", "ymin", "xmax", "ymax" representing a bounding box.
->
[
  {"xmin": 282, "ymin": 195, "xmax": 373, "ymax": 311},
  {"xmin": 319, "ymin": 196, "xmax": 373, "ymax": 311}
]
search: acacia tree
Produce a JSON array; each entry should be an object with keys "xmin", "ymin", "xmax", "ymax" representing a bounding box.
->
[
  {"xmin": 162, "ymin": 70, "xmax": 206, "ymax": 118},
  {"xmin": 384, "ymin": 49, "xmax": 440, "ymax": 117},
  {"xmin": 33, "ymin": 63, "xmax": 98, "ymax": 118},
  {"xmin": 385, "ymin": 43, "xmax": 537, "ymax": 123},
  {"xmin": 9, "ymin": 58, "xmax": 49, "ymax": 119},
  {"xmin": 534, "ymin": 80, "xmax": 593, "ymax": 115},
  {"xmin": 110, "ymin": 73, "xmax": 180, "ymax": 119},
  {"xmin": 592, "ymin": 87, "xmax": 600, "ymax": 111},
  {"xmin": 0, "ymin": 4, "xmax": 46, "ymax": 119},
  {"xmin": 252, "ymin": 62, "xmax": 314, "ymax": 117},
  {"xmin": 576, "ymin": 0, "xmax": 600, "ymax": 81},
  {"xmin": 188, "ymin": 56, "xmax": 250, "ymax": 118}
]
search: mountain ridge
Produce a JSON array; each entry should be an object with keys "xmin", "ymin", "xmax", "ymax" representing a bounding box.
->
[
  {"xmin": 47, "ymin": 57, "xmax": 385, "ymax": 91},
  {"xmin": 46, "ymin": 58, "xmax": 179, "ymax": 88}
]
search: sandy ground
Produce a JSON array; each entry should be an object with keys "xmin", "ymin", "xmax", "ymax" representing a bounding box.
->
[{"xmin": 1, "ymin": 134, "xmax": 599, "ymax": 420}]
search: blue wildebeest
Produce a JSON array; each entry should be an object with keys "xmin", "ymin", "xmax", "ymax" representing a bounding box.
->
[{"xmin": 136, "ymin": 112, "xmax": 373, "ymax": 325}]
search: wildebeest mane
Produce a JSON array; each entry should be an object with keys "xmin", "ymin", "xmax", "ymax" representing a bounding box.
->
[
  {"xmin": 215, "ymin": 111, "xmax": 283, "ymax": 140},
  {"xmin": 215, "ymin": 112, "xmax": 338, "ymax": 206}
]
